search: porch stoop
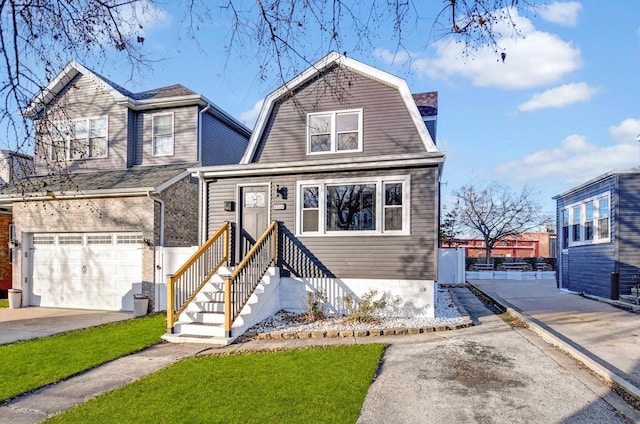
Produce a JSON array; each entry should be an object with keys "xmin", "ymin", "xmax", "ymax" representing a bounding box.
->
[{"xmin": 162, "ymin": 267, "xmax": 281, "ymax": 346}]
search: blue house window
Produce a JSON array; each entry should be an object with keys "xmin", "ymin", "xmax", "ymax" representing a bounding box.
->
[
  {"xmin": 562, "ymin": 193, "xmax": 611, "ymax": 248},
  {"xmin": 572, "ymin": 206, "xmax": 581, "ymax": 242},
  {"xmin": 584, "ymin": 202, "xmax": 594, "ymax": 241},
  {"xmin": 598, "ymin": 198, "xmax": 610, "ymax": 239},
  {"xmin": 562, "ymin": 210, "xmax": 569, "ymax": 249}
]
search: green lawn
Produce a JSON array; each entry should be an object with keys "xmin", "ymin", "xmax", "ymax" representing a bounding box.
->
[
  {"xmin": 0, "ymin": 313, "xmax": 165, "ymax": 401},
  {"xmin": 0, "ymin": 299, "xmax": 8, "ymax": 308},
  {"xmin": 45, "ymin": 344, "xmax": 385, "ymax": 424}
]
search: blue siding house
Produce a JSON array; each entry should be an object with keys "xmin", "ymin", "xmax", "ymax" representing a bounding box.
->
[{"xmin": 554, "ymin": 168, "xmax": 640, "ymax": 299}]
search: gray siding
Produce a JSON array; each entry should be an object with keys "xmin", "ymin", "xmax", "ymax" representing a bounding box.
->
[
  {"xmin": 616, "ymin": 174, "xmax": 640, "ymax": 294},
  {"xmin": 206, "ymin": 166, "xmax": 438, "ymax": 280},
  {"xmin": 127, "ymin": 109, "xmax": 136, "ymax": 167},
  {"xmin": 556, "ymin": 176, "xmax": 616, "ymax": 296},
  {"xmin": 565, "ymin": 244, "xmax": 615, "ymax": 297},
  {"xmin": 35, "ymin": 73, "xmax": 129, "ymax": 174},
  {"xmin": 252, "ymin": 66, "xmax": 427, "ymax": 163},
  {"xmin": 135, "ymin": 106, "xmax": 198, "ymax": 166},
  {"xmin": 201, "ymin": 112, "xmax": 249, "ymax": 166}
]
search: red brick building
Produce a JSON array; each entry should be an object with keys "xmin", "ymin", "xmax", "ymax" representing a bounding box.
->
[{"xmin": 453, "ymin": 232, "xmax": 557, "ymax": 258}]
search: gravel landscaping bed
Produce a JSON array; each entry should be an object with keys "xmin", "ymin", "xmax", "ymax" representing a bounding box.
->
[{"xmin": 241, "ymin": 289, "xmax": 469, "ymax": 340}]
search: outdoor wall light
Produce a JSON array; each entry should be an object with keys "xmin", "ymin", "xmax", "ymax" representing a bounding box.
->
[{"xmin": 276, "ymin": 185, "xmax": 288, "ymax": 199}]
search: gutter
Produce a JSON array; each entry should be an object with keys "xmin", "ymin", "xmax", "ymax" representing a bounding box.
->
[
  {"xmin": 191, "ymin": 154, "xmax": 446, "ymax": 179},
  {"xmin": 147, "ymin": 191, "xmax": 165, "ymax": 247}
]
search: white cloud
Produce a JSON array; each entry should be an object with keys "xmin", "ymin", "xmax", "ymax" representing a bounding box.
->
[
  {"xmin": 494, "ymin": 134, "xmax": 640, "ymax": 185},
  {"xmin": 537, "ymin": 2, "xmax": 583, "ymax": 26},
  {"xmin": 119, "ymin": 0, "xmax": 171, "ymax": 36},
  {"xmin": 373, "ymin": 48, "xmax": 411, "ymax": 65},
  {"xmin": 240, "ymin": 99, "xmax": 264, "ymax": 128},
  {"xmin": 400, "ymin": 8, "xmax": 582, "ymax": 90},
  {"xmin": 609, "ymin": 118, "xmax": 640, "ymax": 142},
  {"xmin": 518, "ymin": 82, "xmax": 602, "ymax": 111}
]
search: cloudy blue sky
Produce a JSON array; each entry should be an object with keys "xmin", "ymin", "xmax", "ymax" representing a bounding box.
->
[{"xmin": 97, "ymin": 1, "xmax": 640, "ymax": 216}]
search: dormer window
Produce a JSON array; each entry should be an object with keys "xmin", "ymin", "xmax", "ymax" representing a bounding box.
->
[
  {"xmin": 307, "ymin": 109, "xmax": 363, "ymax": 154},
  {"xmin": 51, "ymin": 116, "xmax": 108, "ymax": 161},
  {"xmin": 152, "ymin": 113, "xmax": 174, "ymax": 156}
]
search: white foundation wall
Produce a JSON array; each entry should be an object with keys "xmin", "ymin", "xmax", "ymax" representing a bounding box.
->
[{"xmin": 279, "ymin": 277, "xmax": 435, "ymax": 318}]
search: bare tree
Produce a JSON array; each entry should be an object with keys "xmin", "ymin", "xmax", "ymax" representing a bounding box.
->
[
  {"xmin": 451, "ymin": 181, "xmax": 548, "ymax": 262},
  {"xmin": 0, "ymin": 0, "xmax": 535, "ymax": 188},
  {"xmin": 440, "ymin": 206, "xmax": 462, "ymax": 247}
]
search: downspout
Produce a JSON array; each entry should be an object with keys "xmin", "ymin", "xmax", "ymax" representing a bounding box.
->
[
  {"xmin": 196, "ymin": 171, "xmax": 207, "ymax": 245},
  {"xmin": 614, "ymin": 175, "xmax": 619, "ymax": 274},
  {"xmin": 197, "ymin": 104, "xmax": 212, "ymax": 163},
  {"xmin": 147, "ymin": 191, "xmax": 165, "ymax": 247}
]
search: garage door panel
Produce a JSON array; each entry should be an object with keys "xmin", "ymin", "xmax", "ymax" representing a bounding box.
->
[{"xmin": 31, "ymin": 233, "xmax": 143, "ymax": 311}]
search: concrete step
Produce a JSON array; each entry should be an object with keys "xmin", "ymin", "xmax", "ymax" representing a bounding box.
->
[
  {"xmin": 161, "ymin": 333, "xmax": 233, "ymax": 346},
  {"xmin": 173, "ymin": 321, "xmax": 226, "ymax": 338},
  {"xmin": 181, "ymin": 310, "xmax": 225, "ymax": 324},
  {"xmin": 186, "ymin": 300, "xmax": 225, "ymax": 313}
]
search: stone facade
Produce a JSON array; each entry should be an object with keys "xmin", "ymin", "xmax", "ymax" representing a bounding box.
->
[{"xmin": 160, "ymin": 176, "xmax": 199, "ymax": 248}]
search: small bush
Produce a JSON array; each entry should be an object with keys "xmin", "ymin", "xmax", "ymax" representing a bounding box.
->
[
  {"xmin": 303, "ymin": 289, "xmax": 327, "ymax": 322},
  {"xmin": 343, "ymin": 290, "xmax": 399, "ymax": 324}
]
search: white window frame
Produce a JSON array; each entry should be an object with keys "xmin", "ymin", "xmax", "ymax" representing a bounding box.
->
[
  {"xmin": 306, "ymin": 109, "xmax": 363, "ymax": 155},
  {"xmin": 561, "ymin": 192, "xmax": 611, "ymax": 249},
  {"xmin": 295, "ymin": 175, "xmax": 410, "ymax": 236},
  {"xmin": 51, "ymin": 116, "xmax": 108, "ymax": 161},
  {"xmin": 152, "ymin": 112, "xmax": 175, "ymax": 157}
]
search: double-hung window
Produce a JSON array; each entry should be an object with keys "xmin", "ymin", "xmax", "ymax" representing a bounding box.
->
[
  {"xmin": 562, "ymin": 210, "xmax": 569, "ymax": 249},
  {"xmin": 598, "ymin": 197, "xmax": 610, "ymax": 239},
  {"xmin": 307, "ymin": 109, "xmax": 363, "ymax": 154},
  {"xmin": 584, "ymin": 201, "xmax": 594, "ymax": 241},
  {"xmin": 572, "ymin": 206, "xmax": 581, "ymax": 242},
  {"xmin": 153, "ymin": 113, "xmax": 174, "ymax": 156},
  {"xmin": 51, "ymin": 116, "xmax": 108, "ymax": 160},
  {"xmin": 562, "ymin": 193, "xmax": 611, "ymax": 247},
  {"xmin": 297, "ymin": 176, "xmax": 410, "ymax": 235}
]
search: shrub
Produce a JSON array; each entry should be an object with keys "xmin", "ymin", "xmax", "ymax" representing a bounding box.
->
[
  {"xmin": 342, "ymin": 290, "xmax": 399, "ymax": 324},
  {"xmin": 303, "ymin": 289, "xmax": 327, "ymax": 322}
]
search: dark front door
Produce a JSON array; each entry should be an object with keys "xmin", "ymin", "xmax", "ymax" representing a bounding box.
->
[{"xmin": 239, "ymin": 186, "xmax": 269, "ymax": 260}]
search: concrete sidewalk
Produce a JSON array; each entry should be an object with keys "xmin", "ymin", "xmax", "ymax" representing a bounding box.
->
[
  {"xmin": 470, "ymin": 279, "xmax": 640, "ymax": 406},
  {"xmin": 2, "ymin": 282, "xmax": 640, "ymax": 422}
]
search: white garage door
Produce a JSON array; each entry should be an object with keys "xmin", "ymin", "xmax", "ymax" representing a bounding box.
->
[{"xmin": 30, "ymin": 233, "xmax": 143, "ymax": 311}]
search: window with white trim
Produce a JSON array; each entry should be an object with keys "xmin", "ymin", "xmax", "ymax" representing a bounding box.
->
[
  {"xmin": 571, "ymin": 206, "xmax": 581, "ymax": 242},
  {"xmin": 152, "ymin": 113, "xmax": 174, "ymax": 156},
  {"xmin": 562, "ymin": 193, "xmax": 611, "ymax": 248},
  {"xmin": 307, "ymin": 109, "xmax": 363, "ymax": 154},
  {"xmin": 51, "ymin": 117, "xmax": 108, "ymax": 160},
  {"xmin": 297, "ymin": 176, "xmax": 410, "ymax": 235},
  {"xmin": 562, "ymin": 210, "xmax": 569, "ymax": 249},
  {"xmin": 584, "ymin": 201, "xmax": 594, "ymax": 241},
  {"xmin": 598, "ymin": 197, "xmax": 610, "ymax": 239}
]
